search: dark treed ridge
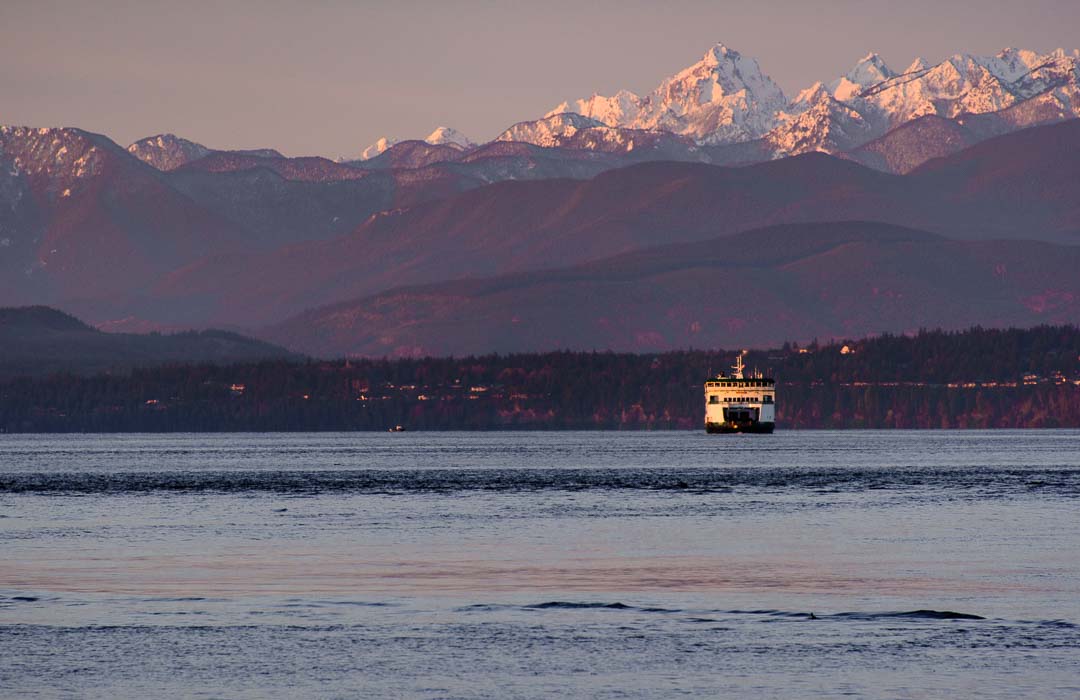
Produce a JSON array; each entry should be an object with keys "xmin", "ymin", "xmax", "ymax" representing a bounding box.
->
[{"xmin": 2, "ymin": 326, "xmax": 1079, "ymax": 432}]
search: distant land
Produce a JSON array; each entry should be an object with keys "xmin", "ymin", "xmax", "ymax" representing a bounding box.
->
[
  {"xmin": 2, "ymin": 322, "xmax": 1078, "ymax": 432},
  {"xmin": 3, "ymin": 119, "xmax": 1079, "ymax": 340},
  {"xmin": 2, "ymin": 41, "xmax": 1079, "ymax": 358},
  {"xmin": 265, "ymin": 219, "xmax": 1080, "ymax": 358},
  {"xmin": 0, "ymin": 306, "xmax": 295, "ymax": 379}
]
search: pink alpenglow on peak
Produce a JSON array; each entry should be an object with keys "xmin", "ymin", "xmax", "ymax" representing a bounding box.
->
[
  {"xmin": 359, "ymin": 136, "xmax": 398, "ymax": 160},
  {"xmin": 358, "ymin": 128, "xmax": 474, "ymax": 160},
  {"xmin": 527, "ymin": 43, "xmax": 1080, "ymax": 157},
  {"xmin": 827, "ymin": 53, "xmax": 896, "ymax": 101},
  {"xmin": 127, "ymin": 134, "xmax": 212, "ymax": 171},
  {"xmin": 546, "ymin": 42, "xmax": 788, "ymax": 145},
  {"xmin": 496, "ymin": 113, "xmax": 607, "ymax": 147},
  {"xmin": 424, "ymin": 127, "xmax": 475, "ymax": 149}
]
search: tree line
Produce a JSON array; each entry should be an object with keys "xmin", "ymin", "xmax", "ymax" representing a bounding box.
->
[{"xmin": 2, "ymin": 326, "xmax": 1079, "ymax": 432}]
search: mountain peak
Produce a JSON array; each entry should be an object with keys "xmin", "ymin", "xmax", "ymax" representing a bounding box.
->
[
  {"xmin": 424, "ymin": 126, "xmax": 475, "ymax": 149},
  {"xmin": 359, "ymin": 137, "xmax": 397, "ymax": 160},
  {"xmin": 850, "ymin": 52, "xmax": 891, "ymax": 75},
  {"xmin": 904, "ymin": 57, "xmax": 929, "ymax": 73},
  {"xmin": 127, "ymin": 133, "xmax": 212, "ymax": 171},
  {"xmin": 701, "ymin": 43, "xmax": 739, "ymax": 65},
  {"xmin": 0, "ymin": 126, "xmax": 118, "ymax": 182},
  {"xmin": 828, "ymin": 52, "xmax": 896, "ymax": 100},
  {"xmin": 497, "ymin": 113, "xmax": 606, "ymax": 147},
  {"xmin": 855, "ymin": 52, "xmax": 892, "ymax": 74},
  {"xmin": 543, "ymin": 43, "xmax": 787, "ymax": 144},
  {"xmin": 0, "ymin": 305, "xmax": 95, "ymax": 333}
]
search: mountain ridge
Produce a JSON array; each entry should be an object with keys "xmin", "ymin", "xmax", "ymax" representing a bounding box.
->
[
  {"xmin": 541, "ymin": 43, "xmax": 1080, "ymax": 158},
  {"xmin": 263, "ymin": 221, "xmax": 1080, "ymax": 358},
  {"xmin": 0, "ymin": 305, "xmax": 297, "ymax": 377},
  {"xmin": 8, "ymin": 119, "xmax": 1065, "ymax": 332}
]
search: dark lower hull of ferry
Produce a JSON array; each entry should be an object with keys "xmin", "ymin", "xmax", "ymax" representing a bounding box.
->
[{"xmin": 705, "ymin": 421, "xmax": 775, "ymax": 434}]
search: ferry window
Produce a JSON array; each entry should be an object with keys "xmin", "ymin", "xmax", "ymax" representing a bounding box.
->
[
  {"xmin": 709, "ymin": 396, "xmax": 719, "ymax": 404},
  {"xmin": 764, "ymin": 394, "xmax": 773, "ymax": 403}
]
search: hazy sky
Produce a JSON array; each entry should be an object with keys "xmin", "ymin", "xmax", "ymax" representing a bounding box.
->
[{"xmin": 3, "ymin": 0, "xmax": 1079, "ymax": 158}]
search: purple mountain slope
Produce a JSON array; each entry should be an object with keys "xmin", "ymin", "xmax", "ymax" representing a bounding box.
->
[
  {"xmin": 140, "ymin": 120, "xmax": 1080, "ymax": 329},
  {"xmin": 263, "ymin": 221, "xmax": 1080, "ymax": 357}
]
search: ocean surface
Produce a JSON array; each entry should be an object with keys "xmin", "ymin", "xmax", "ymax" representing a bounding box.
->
[{"xmin": 2, "ymin": 430, "xmax": 1079, "ymax": 698}]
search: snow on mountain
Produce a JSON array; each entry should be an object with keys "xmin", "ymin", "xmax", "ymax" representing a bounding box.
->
[
  {"xmin": 545, "ymin": 43, "xmax": 788, "ymax": 145},
  {"xmin": 127, "ymin": 134, "xmax": 211, "ymax": 171},
  {"xmin": 983, "ymin": 47, "xmax": 1044, "ymax": 83},
  {"xmin": 359, "ymin": 137, "xmax": 398, "ymax": 160},
  {"xmin": 766, "ymin": 84, "xmax": 877, "ymax": 156},
  {"xmin": 359, "ymin": 128, "xmax": 475, "ymax": 160},
  {"xmin": 827, "ymin": 53, "xmax": 896, "ymax": 101},
  {"xmin": 496, "ymin": 113, "xmax": 607, "ymax": 147},
  {"xmin": 127, "ymin": 134, "xmax": 284, "ymax": 171},
  {"xmin": 852, "ymin": 48, "xmax": 1079, "ymax": 130},
  {"xmin": 1, "ymin": 126, "xmax": 115, "ymax": 186},
  {"xmin": 859, "ymin": 53, "xmax": 1018, "ymax": 126},
  {"xmin": 535, "ymin": 44, "xmax": 1080, "ymax": 158},
  {"xmin": 492, "ymin": 113, "xmax": 701, "ymax": 159},
  {"xmin": 546, "ymin": 90, "xmax": 642, "ymax": 129},
  {"xmin": 1007, "ymin": 48, "xmax": 1080, "ymax": 99},
  {"xmin": 424, "ymin": 126, "xmax": 475, "ymax": 149}
]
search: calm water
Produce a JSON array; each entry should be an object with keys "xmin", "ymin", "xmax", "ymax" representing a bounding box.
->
[{"xmin": 2, "ymin": 431, "xmax": 1079, "ymax": 698}]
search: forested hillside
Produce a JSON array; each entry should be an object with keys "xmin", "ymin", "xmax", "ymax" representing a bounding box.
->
[{"xmin": 2, "ymin": 326, "xmax": 1078, "ymax": 432}]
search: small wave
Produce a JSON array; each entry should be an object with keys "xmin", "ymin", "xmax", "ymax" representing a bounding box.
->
[
  {"xmin": 528, "ymin": 601, "xmax": 635, "ymax": 610},
  {"xmin": 827, "ymin": 610, "xmax": 985, "ymax": 621},
  {"xmin": 4, "ymin": 467, "xmax": 1079, "ymax": 495},
  {"xmin": 457, "ymin": 601, "xmax": 682, "ymax": 613},
  {"xmin": 307, "ymin": 600, "xmax": 395, "ymax": 608},
  {"xmin": 723, "ymin": 608, "xmax": 985, "ymax": 621},
  {"xmin": 1032, "ymin": 619, "xmax": 1079, "ymax": 629},
  {"xmin": 725, "ymin": 609, "xmax": 808, "ymax": 617},
  {"xmin": 894, "ymin": 610, "xmax": 985, "ymax": 620}
]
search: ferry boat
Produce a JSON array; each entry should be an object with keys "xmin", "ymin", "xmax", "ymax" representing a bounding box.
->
[{"xmin": 704, "ymin": 354, "xmax": 776, "ymax": 434}]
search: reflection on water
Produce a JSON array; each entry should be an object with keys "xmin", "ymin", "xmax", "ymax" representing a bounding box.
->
[{"xmin": 2, "ymin": 431, "xmax": 1079, "ymax": 698}]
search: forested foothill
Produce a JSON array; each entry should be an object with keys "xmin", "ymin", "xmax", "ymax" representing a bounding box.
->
[{"xmin": 2, "ymin": 325, "xmax": 1079, "ymax": 432}]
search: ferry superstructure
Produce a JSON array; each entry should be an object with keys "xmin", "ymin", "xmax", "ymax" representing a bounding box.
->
[{"xmin": 704, "ymin": 355, "xmax": 776, "ymax": 434}]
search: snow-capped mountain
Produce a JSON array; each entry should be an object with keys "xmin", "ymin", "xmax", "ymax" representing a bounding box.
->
[
  {"xmin": 536, "ymin": 44, "xmax": 1080, "ymax": 158},
  {"xmin": 548, "ymin": 44, "xmax": 788, "ymax": 145},
  {"xmin": 766, "ymin": 84, "xmax": 877, "ymax": 155},
  {"xmin": 548, "ymin": 90, "xmax": 642, "ymax": 132},
  {"xmin": 786, "ymin": 47, "xmax": 1080, "ymax": 154},
  {"xmin": 862, "ymin": 53, "xmax": 1024, "ymax": 126},
  {"xmin": 358, "ymin": 127, "xmax": 475, "ymax": 161},
  {"xmin": 424, "ymin": 126, "xmax": 475, "ymax": 149},
  {"xmin": 128, "ymin": 134, "xmax": 211, "ymax": 171},
  {"xmin": 359, "ymin": 136, "xmax": 398, "ymax": 160},
  {"xmin": 827, "ymin": 53, "xmax": 896, "ymax": 101},
  {"xmin": 496, "ymin": 113, "xmax": 607, "ymax": 147},
  {"xmin": 127, "ymin": 134, "xmax": 283, "ymax": 170},
  {"xmin": 494, "ymin": 113, "xmax": 703, "ymax": 160}
]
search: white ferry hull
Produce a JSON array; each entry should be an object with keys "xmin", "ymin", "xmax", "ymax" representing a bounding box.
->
[{"xmin": 703, "ymin": 356, "xmax": 776, "ymax": 435}]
